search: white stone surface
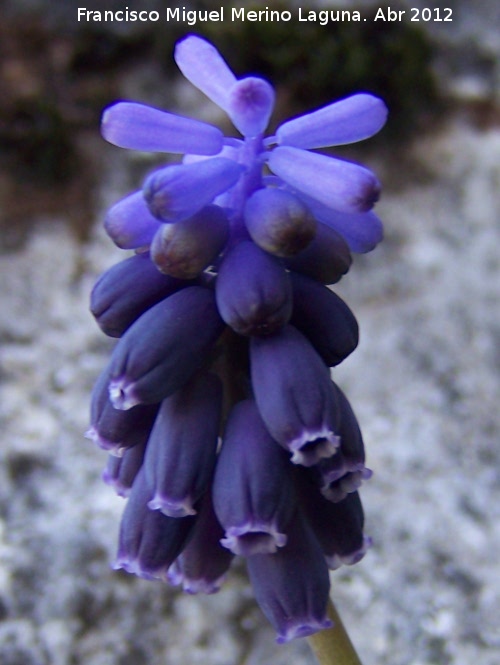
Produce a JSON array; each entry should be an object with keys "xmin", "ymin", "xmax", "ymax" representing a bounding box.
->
[{"xmin": 1, "ymin": 22, "xmax": 499, "ymax": 663}]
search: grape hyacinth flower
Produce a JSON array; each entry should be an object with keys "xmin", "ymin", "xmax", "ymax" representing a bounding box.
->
[{"xmin": 89, "ymin": 33, "xmax": 387, "ymax": 655}]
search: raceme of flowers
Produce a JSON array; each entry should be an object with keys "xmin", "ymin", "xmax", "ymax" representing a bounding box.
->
[{"xmin": 88, "ymin": 34, "xmax": 387, "ymax": 643}]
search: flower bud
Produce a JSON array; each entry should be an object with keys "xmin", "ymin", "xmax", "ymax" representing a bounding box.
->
[
  {"xmin": 104, "ymin": 191, "xmax": 162, "ymax": 250},
  {"xmin": 145, "ymin": 372, "xmax": 222, "ymax": 517},
  {"xmin": 250, "ymin": 325, "xmax": 340, "ymax": 465},
  {"xmin": 284, "ymin": 221, "xmax": 352, "ymax": 285},
  {"xmin": 269, "ymin": 146, "xmax": 381, "ymax": 214},
  {"xmin": 102, "ymin": 101, "xmax": 224, "ymax": 155},
  {"xmin": 215, "ymin": 240, "xmax": 292, "ymax": 336},
  {"xmin": 114, "ymin": 469, "xmax": 195, "ymax": 580},
  {"xmin": 144, "ymin": 158, "xmax": 244, "ymax": 223},
  {"xmin": 276, "ymin": 93, "xmax": 387, "ymax": 149},
  {"xmin": 174, "ymin": 35, "xmax": 236, "ymax": 111},
  {"xmin": 108, "ymin": 286, "xmax": 225, "ymax": 410},
  {"xmin": 289, "ymin": 271, "xmax": 358, "ymax": 366},
  {"xmin": 213, "ymin": 399, "xmax": 296, "ymax": 556},
  {"xmin": 90, "ymin": 252, "xmax": 194, "ymax": 337},
  {"xmin": 298, "ymin": 192, "xmax": 383, "ymax": 253},
  {"xmin": 244, "ymin": 188, "xmax": 316, "ymax": 257},
  {"xmin": 246, "ymin": 512, "xmax": 332, "ymax": 643},
  {"xmin": 168, "ymin": 491, "xmax": 234, "ymax": 594},
  {"xmin": 150, "ymin": 205, "xmax": 229, "ymax": 279},
  {"xmin": 227, "ymin": 77, "xmax": 275, "ymax": 138}
]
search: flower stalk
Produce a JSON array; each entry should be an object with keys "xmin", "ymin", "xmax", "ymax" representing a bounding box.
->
[{"xmin": 307, "ymin": 598, "xmax": 363, "ymax": 665}]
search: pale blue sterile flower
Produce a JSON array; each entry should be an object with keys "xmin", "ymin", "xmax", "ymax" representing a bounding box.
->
[
  {"xmin": 101, "ymin": 101, "xmax": 224, "ymax": 154},
  {"xmin": 144, "ymin": 158, "xmax": 245, "ymax": 223},
  {"xmin": 104, "ymin": 191, "xmax": 163, "ymax": 250},
  {"xmin": 226, "ymin": 77, "xmax": 275, "ymax": 138},
  {"xmin": 268, "ymin": 146, "xmax": 380, "ymax": 215},
  {"xmin": 175, "ymin": 36, "xmax": 274, "ymax": 137},
  {"xmin": 174, "ymin": 34, "xmax": 237, "ymax": 110},
  {"xmin": 274, "ymin": 93, "xmax": 388, "ymax": 149}
]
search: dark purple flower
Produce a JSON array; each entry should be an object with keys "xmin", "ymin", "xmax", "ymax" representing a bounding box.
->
[
  {"xmin": 318, "ymin": 385, "xmax": 373, "ymax": 502},
  {"xmin": 294, "ymin": 467, "xmax": 371, "ymax": 569},
  {"xmin": 87, "ymin": 366, "xmax": 158, "ymax": 456},
  {"xmin": 107, "ymin": 286, "xmax": 225, "ymax": 410},
  {"xmin": 90, "ymin": 252, "xmax": 195, "ymax": 338},
  {"xmin": 215, "ymin": 240, "xmax": 292, "ymax": 336},
  {"xmin": 250, "ymin": 325, "xmax": 340, "ymax": 465},
  {"xmin": 289, "ymin": 271, "xmax": 359, "ymax": 366},
  {"xmin": 150, "ymin": 204, "xmax": 229, "ymax": 279},
  {"xmin": 144, "ymin": 372, "xmax": 222, "ymax": 518},
  {"xmin": 246, "ymin": 511, "xmax": 332, "ymax": 643},
  {"xmin": 212, "ymin": 399, "xmax": 296, "ymax": 556},
  {"xmin": 114, "ymin": 468, "xmax": 196, "ymax": 580},
  {"xmin": 168, "ymin": 491, "xmax": 234, "ymax": 594},
  {"xmin": 102, "ymin": 439, "xmax": 147, "ymax": 498},
  {"xmin": 283, "ymin": 222, "xmax": 352, "ymax": 285}
]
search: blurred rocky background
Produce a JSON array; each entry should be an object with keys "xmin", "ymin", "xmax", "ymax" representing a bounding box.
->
[{"xmin": 0, "ymin": 1, "xmax": 499, "ymax": 664}]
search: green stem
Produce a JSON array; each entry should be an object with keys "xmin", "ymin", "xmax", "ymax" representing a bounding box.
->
[{"xmin": 307, "ymin": 598, "xmax": 363, "ymax": 665}]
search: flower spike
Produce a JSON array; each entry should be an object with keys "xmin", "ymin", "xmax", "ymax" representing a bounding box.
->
[{"xmin": 91, "ymin": 32, "xmax": 388, "ymax": 655}]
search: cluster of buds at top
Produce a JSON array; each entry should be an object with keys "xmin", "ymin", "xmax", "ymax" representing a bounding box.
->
[{"xmin": 88, "ymin": 34, "xmax": 387, "ymax": 643}]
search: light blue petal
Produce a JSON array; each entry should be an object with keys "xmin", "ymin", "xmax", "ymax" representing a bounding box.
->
[
  {"xmin": 144, "ymin": 158, "xmax": 245, "ymax": 223},
  {"xmin": 269, "ymin": 146, "xmax": 380, "ymax": 214},
  {"xmin": 276, "ymin": 94, "xmax": 388, "ymax": 149},
  {"xmin": 101, "ymin": 102, "xmax": 224, "ymax": 155},
  {"xmin": 226, "ymin": 77, "xmax": 275, "ymax": 137},
  {"xmin": 174, "ymin": 35, "xmax": 236, "ymax": 110},
  {"xmin": 104, "ymin": 191, "xmax": 162, "ymax": 249}
]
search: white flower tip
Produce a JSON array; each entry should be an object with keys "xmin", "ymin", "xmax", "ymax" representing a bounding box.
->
[
  {"xmin": 221, "ymin": 524, "xmax": 287, "ymax": 556},
  {"xmin": 147, "ymin": 495, "xmax": 197, "ymax": 518},
  {"xmin": 289, "ymin": 430, "xmax": 340, "ymax": 466},
  {"xmin": 276, "ymin": 617, "xmax": 333, "ymax": 643},
  {"xmin": 108, "ymin": 378, "xmax": 141, "ymax": 411}
]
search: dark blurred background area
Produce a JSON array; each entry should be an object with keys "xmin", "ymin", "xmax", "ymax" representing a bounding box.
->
[{"xmin": 2, "ymin": 0, "xmax": 498, "ymax": 251}]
